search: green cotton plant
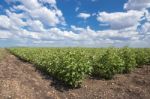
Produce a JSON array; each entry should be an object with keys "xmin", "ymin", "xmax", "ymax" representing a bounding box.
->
[
  {"xmin": 93, "ymin": 48, "xmax": 124, "ymax": 79},
  {"xmin": 134, "ymin": 48, "xmax": 150, "ymax": 66},
  {"xmin": 119, "ymin": 47, "xmax": 136, "ymax": 73},
  {"xmin": 52, "ymin": 50, "xmax": 92, "ymax": 87},
  {"xmin": 55, "ymin": 50, "xmax": 92, "ymax": 87},
  {"xmin": 143, "ymin": 48, "xmax": 150, "ymax": 65}
]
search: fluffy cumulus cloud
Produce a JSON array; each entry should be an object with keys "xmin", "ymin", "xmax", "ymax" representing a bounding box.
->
[
  {"xmin": 95, "ymin": 0, "xmax": 150, "ymax": 47},
  {"xmin": 97, "ymin": 10, "xmax": 144, "ymax": 30},
  {"xmin": 13, "ymin": 0, "xmax": 65, "ymax": 26},
  {"xmin": 124, "ymin": 0, "xmax": 150, "ymax": 10},
  {"xmin": 77, "ymin": 13, "xmax": 91, "ymax": 20},
  {"xmin": 0, "ymin": 0, "xmax": 150, "ymax": 47},
  {"xmin": 0, "ymin": 0, "xmax": 65, "ymax": 44}
]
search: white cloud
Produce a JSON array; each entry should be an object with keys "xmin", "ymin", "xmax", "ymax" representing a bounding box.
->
[
  {"xmin": 124, "ymin": 0, "xmax": 150, "ymax": 10},
  {"xmin": 97, "ymin": 10, "xmax": 144, "ymax": 29},
  {"xmin": 0, "ymin": 18, "xmax": 149, "ymax": 47},
  {"xmin": 6, "ymin": 10, "xmax": 27, "ymax": 29},
  {"xmin": 39, "ymin": 0, "xmax": 56, "ymax": 4},
  {"xmin": 26, "ymin": 20, "xmax": 45, "ymax": 32},
  {"xmin": 141, "ymin": 22, "xmax": 150, "ymax": 34},
  {"xmin": 0, "ymin": 30, "xmax": 12, "ymax": 39},
  {"xmin": 0, "ymin": 15, "xmax": 11, "ymax": 30},
  {"xmin": 18, "ymin": 0, "xmax": 41, "ymax": 10},
  {"xmin": 71, "ymin": 25, "xmax": 139, "ymax": 42},
  {"xmin": 13, "ymin": 0, "xmax": 65, "ymax": 27},
  {"xmin": 77, "ymin": 13, "xmax": 91, "ymax": 20},
  {"xmin": 30, "ymin": 7, "xmax": 60, "ymax": 26}
]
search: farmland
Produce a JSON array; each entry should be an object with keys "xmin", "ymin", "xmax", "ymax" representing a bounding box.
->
[
  {"xmin": 0, "ymin": 47, "xmax": 149, "ymax": 99},
  {"xmin": 8, "ymin": 47, "xmax": 150, "ymax": 87}
]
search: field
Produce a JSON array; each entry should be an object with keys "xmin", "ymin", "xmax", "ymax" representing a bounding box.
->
[
  {"xmin": 0, "ymin": 48, "xmax": 150, "ymax": 99},
  {"xmin": 9, "ymin": 47, "xmax": 150, "ymax": 87}
]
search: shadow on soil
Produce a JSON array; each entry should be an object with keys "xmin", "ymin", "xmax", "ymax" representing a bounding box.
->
[{"xmin": 36, "ymin": 69, "xmax": 75, "ymax": 92}]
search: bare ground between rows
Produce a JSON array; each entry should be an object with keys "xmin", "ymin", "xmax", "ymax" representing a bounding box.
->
[{"xmin": 0, "ymin": 52, "xmax": 150, "ymax": 99}]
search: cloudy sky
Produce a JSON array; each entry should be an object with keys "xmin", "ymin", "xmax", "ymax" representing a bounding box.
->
[{"xmin": 0, "ymin": 0, "xmax": 150, "ymax": 47}]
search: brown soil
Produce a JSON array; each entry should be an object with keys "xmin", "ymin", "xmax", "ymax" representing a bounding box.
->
[{"xmin": 0, "ymin": 52, "xmax": 150, "ymax": 99}]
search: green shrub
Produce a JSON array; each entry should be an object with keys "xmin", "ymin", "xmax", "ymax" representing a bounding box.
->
[
  {"xmin": 93, "ymin": 48, "xmax": 124, "ymax": 79},
  {"xmin": 119, "ymin": 47, "xmax": 136, "ymax": 73},
  {"xmin": 135, "ymin": 48, "xmax": 149, "ymax": 66},
  {"xmin": 58, "ymin": 51, "xmax": 92, "ymax": 87},
  {"xmin": 144, "ymin": 48, "xmax": 150, "ymax": 65}
]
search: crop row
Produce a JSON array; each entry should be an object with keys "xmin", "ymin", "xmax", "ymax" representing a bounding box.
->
[{"xmin": 9, "ymin": 47, "xmax": 150, "ymax": 87}]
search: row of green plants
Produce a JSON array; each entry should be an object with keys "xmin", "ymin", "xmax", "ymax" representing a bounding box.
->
[{"xmin": 8, "ymin": 47, "xmax": 150, "ymax": 87}]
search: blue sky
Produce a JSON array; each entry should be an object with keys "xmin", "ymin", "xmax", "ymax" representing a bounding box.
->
[
  {"xmin": 57, "ymin": 0, "xmax": 127, "ymax": 30},
  {"xmin": 0, "ymin": 0, "xmax": 150, "ymax": 47}
]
